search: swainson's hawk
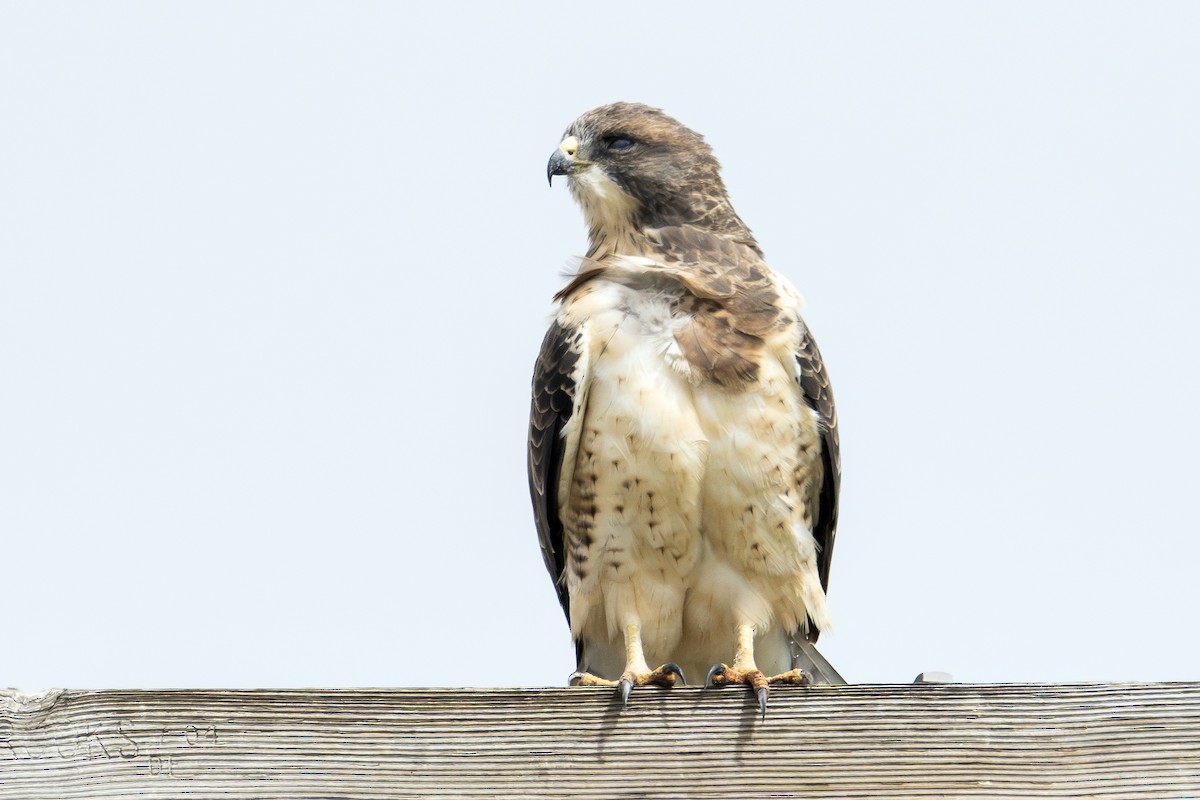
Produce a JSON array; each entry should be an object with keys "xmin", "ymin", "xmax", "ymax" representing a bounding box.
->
[{"xmin": 528, "ymin": 103, "xmax": 844, "ymax": 713}]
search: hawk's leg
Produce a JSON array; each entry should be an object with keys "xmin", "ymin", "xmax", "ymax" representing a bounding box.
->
[
  {"xmin": 706, "ymin": 623, "xmax": 811, "ymax": 719},
  {"xmin": 569, "ymin": 622, "xmax": 685, "ymax": 706}
]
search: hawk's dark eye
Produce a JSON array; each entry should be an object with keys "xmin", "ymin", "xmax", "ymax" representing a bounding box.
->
[{"xmin": 605, "ymin": 136, "xmax": 635, "ymax": 152}]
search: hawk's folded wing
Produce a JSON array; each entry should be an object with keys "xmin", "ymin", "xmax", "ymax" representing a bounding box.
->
[
  {"xmin": 527, "ymin": 319, "xmax": 590, "ymax": 624},
  {"xmin": 795, "ymin": 320, "xmax": 840, "ymax": 639}
]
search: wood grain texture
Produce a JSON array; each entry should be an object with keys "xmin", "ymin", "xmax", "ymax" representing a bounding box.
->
[{"xmin": 2, "ymin": 683, "xmax": 1199, "ymax": 799}]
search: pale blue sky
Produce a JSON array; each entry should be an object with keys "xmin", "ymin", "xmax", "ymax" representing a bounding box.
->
[{"xmin": 2, "ymin": 2, "xmax": 1198, "ymax": 688}]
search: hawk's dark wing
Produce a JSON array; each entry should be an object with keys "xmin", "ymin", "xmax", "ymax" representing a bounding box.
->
[
  {"xmin": 527, "ymin": 319, "xmax": 589, "ymax": 625},
  {"xmin": 795, "ymin": 320, "xmax": 840, "ymax": 641}
]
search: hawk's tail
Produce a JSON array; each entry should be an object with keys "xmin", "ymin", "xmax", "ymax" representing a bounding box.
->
[{"xmin": 790, "ymin": 638, "xmax": 848, "ymax": 685}]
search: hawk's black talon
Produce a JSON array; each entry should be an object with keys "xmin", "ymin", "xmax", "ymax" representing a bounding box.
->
[
  {"xmin": 757, "ymin": 686, "xmax": 769, "ymax": 721},
  {"xmin": 661, "ymin": 662, "xmax": 686, "ymax": 687},
  {"xmin": 618, "ymin": 678, "xmax": 633, "ymax": 707},
  {"xmin": 704, "ymin": 664, "xmax": 726, "ymax": 688}
]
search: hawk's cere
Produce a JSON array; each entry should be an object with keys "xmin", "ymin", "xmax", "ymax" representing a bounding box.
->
[{"xmin": 528, "ymin": 103, "xmax": 844, "ymax": 713}]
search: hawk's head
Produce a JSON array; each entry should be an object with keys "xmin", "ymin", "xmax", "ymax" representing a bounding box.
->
[{"xmin": 548, "ymin": 102, "xmax": 753, "ymax": 255}]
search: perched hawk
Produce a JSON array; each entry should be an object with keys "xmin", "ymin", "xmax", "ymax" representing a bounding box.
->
[{"xmin": 528, "ymin": 103, "xmax": 843, "ymax": 713}]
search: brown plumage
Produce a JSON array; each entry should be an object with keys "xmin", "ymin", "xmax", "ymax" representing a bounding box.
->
[
  {"xmin": 558, "ymin": 103, "xmax": 756, "ymax": 253},
  {"xmin": 529, "ymin": 103, "xmax": 843, "ymax": 711}
]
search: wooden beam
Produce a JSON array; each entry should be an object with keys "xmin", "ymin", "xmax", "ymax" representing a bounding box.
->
[{"xmin": 3, "ymin": 683, "xmax": 1199, "ymax": 798}]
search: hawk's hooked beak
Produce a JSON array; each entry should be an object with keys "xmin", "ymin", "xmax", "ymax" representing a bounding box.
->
[
  {"xmin": 547, "ymin": 150, "xmax": 572, "ymax": 185},
  {"xmin": 547, "ymin": 135, "xmax": 581, "ymax": 186}
]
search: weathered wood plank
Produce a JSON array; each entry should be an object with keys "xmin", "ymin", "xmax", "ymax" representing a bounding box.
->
[{"xmin": 2, "ymin": 683, "xmax": 1199, "ymax": 799}]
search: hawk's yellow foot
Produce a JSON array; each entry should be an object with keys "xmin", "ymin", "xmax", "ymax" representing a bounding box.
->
[
  {"xmin": 705, "ymin": 663, "xmax": 811, "ymax": 719},
  {"xmin": 706, "ymin": 623, "xmax": 813, "ymax": 718},
  {"xmin": 570, "ymin": 662, "xmax": 685, "ymax": 706}
]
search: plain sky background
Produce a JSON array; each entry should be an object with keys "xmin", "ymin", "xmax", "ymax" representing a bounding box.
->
[{"xmin": 2, "ymin": 2, "xmax": 1198, "ymax": 689}]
